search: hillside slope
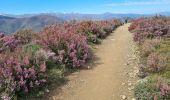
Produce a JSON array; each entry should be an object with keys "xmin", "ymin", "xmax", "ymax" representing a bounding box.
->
[{"xmin": 0, "ymin": 15, "xmax": 64, "ymax": 34}]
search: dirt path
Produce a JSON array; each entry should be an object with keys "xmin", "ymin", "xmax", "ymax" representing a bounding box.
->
[{"xmin": 47, "ymin": 23, "xmax": 139, "ymax": 100}]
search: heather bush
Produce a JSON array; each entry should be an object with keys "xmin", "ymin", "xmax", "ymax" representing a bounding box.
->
[
  {"xmin": 128, "ymin": 18, "xmax": 145, "ymax": 31},
  {"xmin": 0, "ymin": 35, "xmax": 20, "ymax": 53},
  {"xmin": 135, "ymin": 77, "xmax": 170, "ymax": 100},
  {"xmin": 0, "ymin": 30, "xmax": 37, "ymax": 54},
  {"xmin": 74, "ymin": 21, "xmax": 98, "ymax": 43},
  {"xmin": 133, "ymin": 32, "xmax": 148, "ymax": 43},
  {"xmin": 0, "ymin": 48, "xmax": 47, "ymax": 99},
  {"xmin": 13, "ymin": 29, "xmax": 37, "ymax": 44},
  {"xmin": 146, "ymin": 53, "xmax": 166, "ymax": 73},
  {"xmin": 130, "ymin": 17, "xmax": 170, "ymax": 43},
  {"xmin": 38, "ymin": 26, "xmax": 90, "ymax": 68},
  {"xmin": 95, "ymin": 20, "xmax": 121, "ymax": 38},
  {"xmin": 0, "ymin": 33, "xmax": 5, "ymax": 38},
  {"xmin": 140, "ymin": 39, "xmax": 160, "ymax": 57},
  {"xmin": 41, "ymin": 20, "xmax": 122, "ymax": 45},
  {"xmin": 75, "ymin": 20, "xmax": 121, "ymax": 44}
]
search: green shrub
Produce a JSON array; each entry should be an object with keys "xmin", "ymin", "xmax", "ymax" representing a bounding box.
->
[
  {"xmin": 24, "ymin": 43, "xmax": 41, "ymax": 55},
  {"xmin": 0, "ymin": 47, "xmax": 47, "ymax": 99},
  {"xmin": 135, "ymin": 77, "xmax": 170, "ymax": 100},
  {"xmin": 86, "ymin": 32, "xmax": 100, "ymax": 44}
]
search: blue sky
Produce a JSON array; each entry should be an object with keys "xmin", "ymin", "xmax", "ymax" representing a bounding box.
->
[{"xmin": 0, "ymin": 0, "xmax": 170, "ymax": 14}]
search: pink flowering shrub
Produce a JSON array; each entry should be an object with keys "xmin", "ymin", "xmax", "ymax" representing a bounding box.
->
[
  {"xmin": 0, "ymin": 33, "xmax": 4, "ymax": 38},
  {"xmin": 128, "ymin": 18, "xmax": 145, "ymax": 31},
  {"xmin": 0, "ymin": 48, "xmax": 47, "ymax": 99},
  {"xmin": 147, "ymin": 53, "xmax": 166, "ymax": 73},
  {"xmin": 14, "ymin": 29, "xmax": 37, "ymax": 44},
  {"xmin": 94, "ymin": 19, "xmax": 122, "ymax": 38},
  {"xmin": 0, "ymin": 35, "xmax": 19, "ymax": 53},
  {"xmin": 130, "ymin": 17, "xmax": 170, "ymax": 43},
  {"xmin": 74, "ymin": 21, "xmax": 100, "ymax": 43},
  {"xmin": 140, "ymin": 39, "xmax": 160, "ymax": 57},
  {"xmin": 0, "ymin": 30, "xmax": 37, "ymax": 53},
  {"xmin": 38, "ymin": 25, "xmax": 90, "ymax": 68},
  {"xmin": 62, "ymin": 20, "xmax": 122, "ymax": 44},
  {"xmin": 161, "ymin": 82, "xmax": 170, "ymax": 97}
]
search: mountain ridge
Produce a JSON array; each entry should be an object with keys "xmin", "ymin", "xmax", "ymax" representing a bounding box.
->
[
  {"xmin": 0, "ymin": 12, "xmax": 170, "ymax": 34},
  {"xmin": 0, "ymin": 15, "xmax": 64, "ymax": 34}
]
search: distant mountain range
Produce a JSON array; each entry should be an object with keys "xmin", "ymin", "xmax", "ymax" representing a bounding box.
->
[
  {"xmin": 3, "ymin": 12, "xmax": 149, "ymax": 20},
  {"xmin": 0, "ymin": 12, "xmax": 170, "ymax": 34},
  {"xmin": 0, "ymin": 15, "xmax": 64, "ymax": 34}
]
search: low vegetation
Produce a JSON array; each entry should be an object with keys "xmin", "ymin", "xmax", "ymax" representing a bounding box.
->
[
  {"xmin": 129, "ymin": 16, "xmax": 170, "ymax": 99},
  {"xmin": 0, "ymin": 19, "xmax": 122, "ymax": 99}
]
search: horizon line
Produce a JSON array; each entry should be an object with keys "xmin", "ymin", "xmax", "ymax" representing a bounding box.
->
[{"xmin": 1, "ymin": 11, "xmax": 169, "ymax": 15}]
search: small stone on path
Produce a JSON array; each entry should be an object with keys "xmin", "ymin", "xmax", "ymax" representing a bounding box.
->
[
  {"xmin": 132, "ymin": 98, "xmax": 136, "ymax": 100},
  {"xmin": 120, "ymin": 95, "xmax": 127, "ymax": 100}
]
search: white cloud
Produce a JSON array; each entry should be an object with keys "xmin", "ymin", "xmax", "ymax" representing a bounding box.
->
[{"xmin": 104, "ymin": 0, "xmax": 170, "ymax": 6}]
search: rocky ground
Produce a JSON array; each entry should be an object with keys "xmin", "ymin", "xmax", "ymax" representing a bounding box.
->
[{"xmin": 119, "ymin": 34, "xmax": 140, "ymax": 100}]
